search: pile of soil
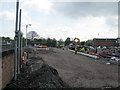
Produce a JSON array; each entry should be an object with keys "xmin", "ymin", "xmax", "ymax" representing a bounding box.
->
[{"xmin": 4, "ymin": 56, "xmax": 69, "ymax": 89}]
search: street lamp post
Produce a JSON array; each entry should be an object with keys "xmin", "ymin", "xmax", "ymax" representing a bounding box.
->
[{"xmin": 26, "ymin": 24, "xmax": 31, "ymax": 48}]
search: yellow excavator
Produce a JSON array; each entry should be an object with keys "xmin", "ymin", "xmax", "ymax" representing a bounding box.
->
[
  {"xmin": 73, "ymin": 37, "xmax": 80, "ymax": 46},
  {"xmin": 69, "ymin": 37, "xmax": 80, "ymax": 50},
  {"xmin": 69, "ymin": 37, "xmax": 85, "ymax": 50}
]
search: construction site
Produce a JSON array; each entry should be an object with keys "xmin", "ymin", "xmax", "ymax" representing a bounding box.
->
[
  {"xmin": 1, "ymin": 0, "xmax": 120, "ymax": 89},
  {"xmin": 3, "ymin": 37, "xmax": 120, "ymax": 89}
]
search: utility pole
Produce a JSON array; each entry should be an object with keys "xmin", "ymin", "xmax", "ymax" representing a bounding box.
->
[
  {"xmin": 18, "ymin": 9, "xmax": 21, "ymax": 74},
  {"xmin": 14, "ymin": 0, "xmax": 19, "ymax": 80}
]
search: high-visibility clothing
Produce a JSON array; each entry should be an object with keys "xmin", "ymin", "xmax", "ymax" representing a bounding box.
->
[
  {"xmin": 81, "ymin": 48, "xmax": 85, "ymax": 52},
  {"xmin": 75, "ymin": 48, "xmax": 77, "ymax": 51}
]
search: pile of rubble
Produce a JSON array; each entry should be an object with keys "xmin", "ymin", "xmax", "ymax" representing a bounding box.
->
[
  {"xmin": 93, "ymin": 46, "xmax": 120, "ymax": 64},
  {"xmin": 4, "ymin": 56, "xmax": 69, "ymax": 89},
  {"xmin": 74, "ymin": 46, "xmax": 120, "ymax": 65}
]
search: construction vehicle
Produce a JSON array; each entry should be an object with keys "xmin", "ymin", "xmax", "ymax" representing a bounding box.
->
[
  {"xmin": 69, "ymin": 37, "xmax": 80, "ymax": 50},
  {"xmin": 69, "ymin": 37, "xmax": 86, "ymax": 50},
  {"xmin": 73, "ymin": 37, "xmax": 80, "ymax": 46}
]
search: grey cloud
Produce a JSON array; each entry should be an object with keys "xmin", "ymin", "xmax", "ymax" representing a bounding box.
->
[
  {"xmin": 53, "ymin": 2, "xmax": 118, "ymax": 18},
  {"xmin": 106, "ymin": 16, "xmax": 118, "ymax": 28}
]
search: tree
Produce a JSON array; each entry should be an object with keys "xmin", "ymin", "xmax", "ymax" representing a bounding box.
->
[
  {"xmin": 46, "ymin": 38, "xmax": 57, "ymax": 47},
  {"xmin": 58, "ymin": 38, "xmax": 63, "ymax": 45},
  {"xmin": 27, "ymin": 31, "xmax": 39, "ymax": 41},
  {"xmin": 2, "ymin": 37, "xmax": 11, "ymax": 42},
  {"xmin": 51, "ymin": 38, "xmax": 57, "ymax": 47},
  {"xmin": 65, "ymin": 37, "xmax": 71, "ymax": 46},
  {"xmin": 47, "ymin": 38, "xmax": 52, "ymax": 47},
  {"xmin": 42, "ymin": 38, "xmax": 46, "ymax": 43},
  {"xmin": 34, "ymin": 38, "xmax": 42, "ymax": 42}
]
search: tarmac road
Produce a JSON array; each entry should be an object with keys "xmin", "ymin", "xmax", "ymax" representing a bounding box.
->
[{"xmin": 37, "ymin": 48, "xmax": 119, "ymax": 88}]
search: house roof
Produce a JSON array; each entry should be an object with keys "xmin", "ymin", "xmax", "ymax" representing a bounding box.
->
[{"xmin": 93, "ymin": 38, "xmax": 117, "ymax": 41}]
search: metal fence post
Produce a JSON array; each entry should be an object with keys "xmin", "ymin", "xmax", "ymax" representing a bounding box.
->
[
  {"xmin": 18, "ymin": 9, "xmax": 21, "ymax": 74},
  {"xmin": 14, "ymin": 0, "xmax": 19, "ymax": 80},
  {"xmin": 21, "ymin": 36, "xmax": 23, "ymax": 68}
]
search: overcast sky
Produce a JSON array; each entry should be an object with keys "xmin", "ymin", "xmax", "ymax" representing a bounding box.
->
[{"xmin": 0, "ymin": 0, "xmax": 118, "ymax": 41}]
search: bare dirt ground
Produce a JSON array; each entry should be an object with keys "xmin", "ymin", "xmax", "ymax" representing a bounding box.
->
[
  {"xmin": 4, "ymin": 49, "xmax": 69, "ymax": 89},
  {"xmin": 36, "ymin": 48, "xmax": 119, "ymax": 88}
]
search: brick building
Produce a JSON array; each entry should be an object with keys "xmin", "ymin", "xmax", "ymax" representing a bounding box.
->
[{"xmin": 93, "ymin": 38, "xmax": 117, "ymax": 47}]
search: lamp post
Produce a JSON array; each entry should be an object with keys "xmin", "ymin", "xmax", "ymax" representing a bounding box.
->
[{"xmin": 26, "ymin": 24, "xmax": 31, "ymax": 48}]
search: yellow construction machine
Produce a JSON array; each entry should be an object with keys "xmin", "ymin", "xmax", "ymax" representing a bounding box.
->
[
  {"xmin": 69, "ymin": 37, "xmax": 80, "ymax": 50},
  {"xmin": 69, "ymin": 37, "xmax": 86, "ymax": 50},
  {"xmin": 73, "ymin": 37, "xmax": 80, "ymax": 46}
]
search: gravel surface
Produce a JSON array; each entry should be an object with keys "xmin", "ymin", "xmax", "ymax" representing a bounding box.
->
[{"xmin": 37, "ymin": 48, "xmax": 119, "ymax": 88}]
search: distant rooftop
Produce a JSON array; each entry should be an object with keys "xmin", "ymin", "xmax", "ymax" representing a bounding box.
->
[{"xmin": 93, "ymin": 38, "xmax": 117, "ymax": 40}]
